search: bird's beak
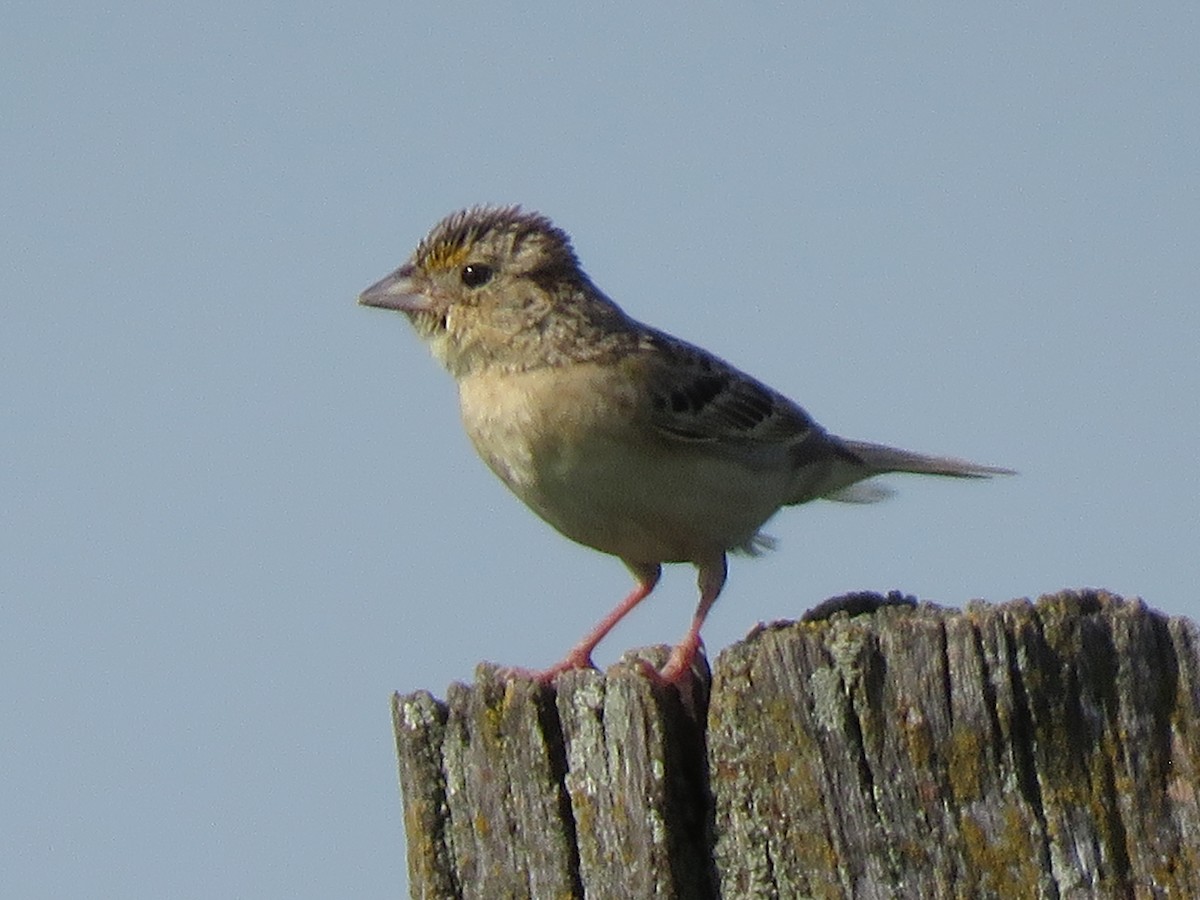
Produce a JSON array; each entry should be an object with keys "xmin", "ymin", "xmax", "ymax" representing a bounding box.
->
[{"xmin": 358, "ymin": 266, "xmax": 432, "ymax": 313}]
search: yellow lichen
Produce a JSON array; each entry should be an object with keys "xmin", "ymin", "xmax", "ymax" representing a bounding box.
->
[
  {"xmin": 960, "ymin": 805, "xmax": 1042, "ymax": 895},
  {"xmin": 947, "ymin": 724, "xmax": 986, "ymax": 801}
]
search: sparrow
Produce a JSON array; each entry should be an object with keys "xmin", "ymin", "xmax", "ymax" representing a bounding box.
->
[{"xmin": 359, "ymin": 206, "xmax": 1011, "ymax": 683}]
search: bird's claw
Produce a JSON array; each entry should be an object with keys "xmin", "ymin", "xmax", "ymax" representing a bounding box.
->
[{"xmin": 496, "ymin": 648, "xmax": 599, "ymax": 685}]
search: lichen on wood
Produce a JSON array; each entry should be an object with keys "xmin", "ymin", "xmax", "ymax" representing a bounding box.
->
[{"xmin": 393, "ymin": 590, "xmax": 1200, "ymax": 898}]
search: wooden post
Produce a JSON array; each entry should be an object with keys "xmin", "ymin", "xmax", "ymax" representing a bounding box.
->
[{"xmin": 392, "ymin": 590, "xmax": 1200, "ymax": 898}]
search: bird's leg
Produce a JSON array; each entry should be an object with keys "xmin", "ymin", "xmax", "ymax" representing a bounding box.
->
[
  {"xmin": 655, "ymin": 553, "xmax": 728, "ymax": 684},
  {"xmin": 525, "ymin": 563, "xmax": 662, "ymax": 683}
]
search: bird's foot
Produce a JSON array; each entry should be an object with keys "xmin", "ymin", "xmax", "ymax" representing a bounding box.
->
[
  {"xmin": 632, "ymin": 638, "xmax": 703, "ymax": 685},
  {"xmin": 496, "ymin": 647, "xmax": 598, "ymax": 685},
  {"xmin": 630, "ymin": 642, "xmax": 706, "ymax": 717}
]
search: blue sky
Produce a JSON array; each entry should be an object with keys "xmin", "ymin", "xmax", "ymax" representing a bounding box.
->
[{"xmin": 4, "ymin": 3, "xmax": 1198, "ymax": 896}]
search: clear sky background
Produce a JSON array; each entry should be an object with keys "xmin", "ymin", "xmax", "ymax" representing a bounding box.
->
[{"xmin": 4, "ymin": 3, "xmax": 1198, "ymax": 897}]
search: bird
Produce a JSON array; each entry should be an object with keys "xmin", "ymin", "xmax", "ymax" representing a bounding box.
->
[{"xmin": 359, "ymin": 206, "xmax": 1011, "ymax": 684}]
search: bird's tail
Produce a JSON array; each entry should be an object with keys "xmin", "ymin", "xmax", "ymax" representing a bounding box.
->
[
  {"xmin": 839, "ymin": 439, "xmax": 1015, "ymax": 479},
  {"xmin": 786, "ymin": 436, "xmax": 1013, "ymax": 506}
]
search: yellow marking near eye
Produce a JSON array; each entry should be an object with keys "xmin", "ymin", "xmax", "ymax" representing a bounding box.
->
[{"xmin": 422, "ymin": 240, "xmax": 472, "ymax": 272}]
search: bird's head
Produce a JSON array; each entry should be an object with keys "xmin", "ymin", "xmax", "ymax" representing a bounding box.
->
[{"xmin": 360, "ymin": 206, "xmax": 625, "ymax": 377}]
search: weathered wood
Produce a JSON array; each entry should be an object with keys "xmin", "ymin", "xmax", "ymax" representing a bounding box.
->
[
  {"xmin": 393, "ymin": 590, "xmax": 1200, "ymax": 898},
  {"xmin": 393, "ymin": 650, "xmax": 714, "ymax": 900}
]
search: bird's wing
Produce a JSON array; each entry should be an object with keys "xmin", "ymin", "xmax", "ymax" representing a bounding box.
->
[{"xmin": 635, "ymin": 331, "xmax": 824, "ymax": 450}]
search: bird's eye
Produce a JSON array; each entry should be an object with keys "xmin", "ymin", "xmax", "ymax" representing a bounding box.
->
[{"xmin": 461, "ymin": 264, "xmax": 494, "ymax": 288}]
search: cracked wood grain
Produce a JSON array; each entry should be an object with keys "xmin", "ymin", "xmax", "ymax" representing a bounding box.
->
[{"xmin": 393, "ymin": 591, "xmax": 1200, "ymax": 898}]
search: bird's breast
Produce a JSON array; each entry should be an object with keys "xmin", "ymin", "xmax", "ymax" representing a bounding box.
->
[{"xmin": 456, "ymin": 364, "xmax": 788, "ymax": 564}]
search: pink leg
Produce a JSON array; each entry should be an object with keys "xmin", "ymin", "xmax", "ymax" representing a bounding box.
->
[
  {"xmin": 527, "ymin": 562, "xmax": 662, "ymax": 683},
  {"xmin": 656, "ymin": 554, "xmax": 728, "ymax": 684}
]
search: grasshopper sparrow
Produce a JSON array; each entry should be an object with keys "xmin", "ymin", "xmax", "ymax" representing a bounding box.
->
[{"xmin": 360, "ymin": 206, "xmax": 1010, "ymax": 684}]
